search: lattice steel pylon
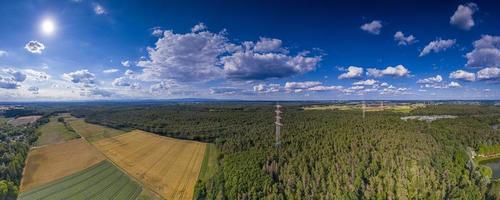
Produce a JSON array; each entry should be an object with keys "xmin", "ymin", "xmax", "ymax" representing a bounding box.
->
[{"xmin": 275, "ymin": 104, "xmax": 283, "ymax": 147}]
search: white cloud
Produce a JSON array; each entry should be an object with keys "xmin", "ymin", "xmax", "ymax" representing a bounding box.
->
[
  {"xmin": 367, "ymin": 65, "xmax": 410, "ymax": 77},
  {"xmin": 93, "ymin": 3, "xmax": 106, "ymax": 15},
  {"xmin": 151, "ymin": 28, "xmax": 163, "ymax": 37},
  {"xmin": 307, "ymin": 85, "xmax": 343, "ymax": 92},
  {"xmin": 417, "ymin": 75, "xmax": 443, "ymax": 84},
  {"xmin": 0, "ymin": 77, "xmax": 19, "ymax": 89},
  {"xmin": 283, "ymin": 81, "xmax": 342, "ymax": 93},
  {"xmin": 137, "ymin": 25, "xmax": 228, "ymax": 82},
  {"xmin": 338, "ymin": 66, "xmax": 363, "ymax": 79},
  {"xmin": 23, "ymin": 69, "xmax": 50, "ymax": 81},
  {"xmin": 222, "ymin": 50, "xmax": 320, "ymax": 80},
  {"xmin": 2, "ymin": 68, "xmax": 27, "ymax": 82},
  {"xmin": 449, "ymin": 70, "xmax": 476, "ymax": 81},
  {"xmin": 62, "ymin": 69, "xmax": 96, "ymax": 86},
  {"xmin": 149, "ymin": 80, "xmax": 177, "ymax": 93},
  {"xmin": 360, "ymin": 20, "xmax": 382, "ymax": 35},
  {"xmin": 419, "ymin": 39, "xmax": 456, "ymax": 56},
  {"xmin": 353, "ymin": 79, "xmax": 378, "ymax": 86},
  {"xmin": 448, "ymin": 81, "xmax": 462, "ymax": 88},
  {"xmin": 82, "ymin": 87, "xmax": 113, "ymax": 97},
  {"xmin": 25, "ymin": 41, "xmax": 45, "ymax": 54},
  {"xmin": 0, "ymin": 50, "xmax": 7, "ymax": 57},
  {"xmin": 253, "ymin": 37, "xmax": 286, "ymax": 53},
  {"xmin": 465, "ymin": 35, "xmax": 500, "ymax": 68},
  {"xmin": 394, "ymin": 31, "xmax": 416, "ymax": 45},
  {"xmin": 191, "ymin": 23, "xmax": 207, "ymax": 32},
  {"xmin": 253, "ymin": 83, "xmax": 280, "ymax": 93},
  {"xmin": 112, "ymin": 77, "xmax": 130, "ymax": 87},
  {"xmin": 476, "ymin": 67, "xmax": 500, "ymax": 82},
  {"xmin": 28, "ymin": 86, "xmax": 39, "ymax": 94},
  {"xmin": 124, "ymin": 69, "xmax": 135, "ymax": 76},
  {"xmin": 450, "ymin": 3, "xmax": 478, "ymax": 30},
  {"xmin": 121, "ymin": 60, "xmax": 131, "ymax": 67},
  {"xmin": 102, "ymin": 68, "xmax": 119, "ymax": 74},
  {"xmin": 209, "ymin": 87, "xmax": 245, "ymax": 95},
  {"xmin": 138, "ymin": 23, "xmax": 321, "ymax": 82}
]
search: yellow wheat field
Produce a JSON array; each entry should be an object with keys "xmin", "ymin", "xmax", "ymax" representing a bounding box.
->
[
  {"xmin": 20, "ymin": 139, "xmax": 105, "ymax": 192},
  {"xmin": 94, "ymin": 130, "xmax": 206, "ymax": 200}
]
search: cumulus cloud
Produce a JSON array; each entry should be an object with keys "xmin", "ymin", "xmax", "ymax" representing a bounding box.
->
[
  {"xmin": 25, "ymin": 41, "xmax": 45, "ymax": 54},
  {"xmin": 417, "ymin": 75, "xmax": 443, "ymax": 84},
  {"xmin": 121, "ymin": 60, "xmax": 131, "ymax": 67},
  {"xmin": 253, "ymin": 37, "xmax": 287, "ymax": 53},
  {"xmin": 283, "ymin": 81, "xmax": 342, "ymax": 93},
  {"xmin": 448, "ymin": 81, "xmax": 462, "ymax": 88},
  {"xmin": 253, "ymin": 83, "xmax": 280, "ymax": 93},
  {"xmin": 2, "ymin": 68, "xmax": 27, "ymax": 82},
  {"xmin": 83, "ymin": 88, "xmax": 113, "ymax": 97},
  {"xmin": 417, "ymin": 75, "xmax": 459, "ymax": 89},
  {"xmin": 138, "ymin": 24, "xmax": 321, "ymax": 82},
  {"xmin": 353, "ymin": 79, "xmax": 377, "ymax": 86},
  {"xmin": 394, "ymin": 31, "xmax": 416, "ymax": 45},
  {"xmin": 62, "ymin": 69, "xmax": 96, "ymax": 86},
  {"xmin": 0, "ymin": 77, "xmax": 19, "ymax": 89},
  {"xmin": 191, "ymin": 23, "xmax": 207, "ymax": 32},
  {"xmin": 93, "ymin": 3, "xmax": 106, "ymax": 15},
  {"xmin": 222, "ymin": 49, "xmax": 320, "ymax": 80},
  {"xmin": 149, "ymin": 80, "xmax": 177, "ymax": 93},
  {"xmin": 307, "ymin": 85, "xmax": 343, "ymax": 92},
  {"xmin": 137, "ymin": 26, "xmax": 228, "ymax": 82},
  {"xmin": 23, "ymin": 69, "xmax": 50, "ymax": 81},
  {"xmin": 465, "ymin": 35, "xmax": 500, "ymax": 68},
  {"xmin": 366, "ymin": 65, "xmax": 410, "ymax": 77},
  {"xmin": 450, "ymin": 3, "xmax": 478, "ymax": 30},
  {"xmin": 449, "ymin": 70, "xmax": 476, "ymax": 81},
  {"xmin": 112, "ymin": 77, "xmax": 131, "ymax": 87},
  {"xmin": 28, "ymin": 86, "xmax": 39, "ymax": 94},
  {"xmin": 338, "ymin": 66, "xmax": 364, "ymax": 79},
  {"xmin": 209, "ymin": 87, "xmax": 245, "ymax": 95},
  {"xmin": 0, "ymin": 50, "xmax": 7, "ymax": 57},
  {"xmin": 419, "ymin": 39, "xmax": 456, "ymax": 57},
  {"xmin": 102, "ymin": 68, "xmax": 119, "ymax": 74},
  {"xmin": 151, "ymin": 28, "xmax": 163, "ymax": 37},
  {"xmin": 360, "ymin": 20, "xmax": 382, "ymax": 35},
  {"xmin": 476, "ymin": 67, "xmax": 500, "ymax": 82}
]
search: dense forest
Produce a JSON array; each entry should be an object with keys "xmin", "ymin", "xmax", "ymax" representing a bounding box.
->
[
  {"xmin": 0, "ymin": 117, "xmax": 47, "ymax": 199},
  {"xmin": 69, "ymin": 104, "xmax": 500, "ymax": 199}
]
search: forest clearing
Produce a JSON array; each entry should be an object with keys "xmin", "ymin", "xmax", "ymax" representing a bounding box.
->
[
  {"xmin": 94, "ymin": 130, "xmax": 206, "ymax": 200},
  {"xmin": 20, "ymin": 138, "xmax": 105, "ymax": 192},
  {"xmin": 7, "ymin": 115, "xmax": 42, "ymax": 126},
  {"xmin": 35, "ymin": 116, "xmax": 79, "ymax": 146}
]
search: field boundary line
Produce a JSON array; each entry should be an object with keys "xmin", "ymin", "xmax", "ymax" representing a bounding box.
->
[{"xmin": 86, "ymin": 131, "xmax": 166, "ymax": 200}]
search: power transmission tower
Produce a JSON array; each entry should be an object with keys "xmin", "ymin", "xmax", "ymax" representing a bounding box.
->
[
  {"xmin": 362, "ymin": 100, "xmax": 366, "ymax": 119},
  {"xmin": 275, "ymin": 104, "xmax": 283, "ymax": 147}
]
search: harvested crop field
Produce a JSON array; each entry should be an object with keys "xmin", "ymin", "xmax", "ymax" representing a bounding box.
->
[
  {"xmin": 8, "ymin": 115, "xmax": 41, "ymax": 126},
  {"xmin": 94, "ymin": 130, "xmax": 206, "ymax": 200},
  {"xmin": 67, "ymin": 118, "xmax": 125, "ymax": 142},
  {"xmin": 20, "ymin": 139, "xmax": 105, "ymax": 192},
  {"xmin": 18, "ymin": 161, "xmax": 142, "ymax": 200}
]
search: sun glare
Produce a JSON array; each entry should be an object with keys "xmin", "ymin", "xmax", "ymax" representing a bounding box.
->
[{"xmin": 41, "ymin": 18, "xmax": 55, "ymax": 35}]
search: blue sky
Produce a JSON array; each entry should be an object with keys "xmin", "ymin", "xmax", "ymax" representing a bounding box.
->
[{"xmin": 0, "ymin": 0, "xmax": 499, "ymax": 101}]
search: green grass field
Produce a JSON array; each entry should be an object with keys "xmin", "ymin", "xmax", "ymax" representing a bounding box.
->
[
  {"xmin": 18, "ymin": 160, "xmax": 142, "ymax": 200},
  {"xmin": 198, "ymin": 144, "xmax": 219, "ymax": 182},
  {"xmin": 36, "ymin": 116, "xmax": 80, "ymax": 146}
]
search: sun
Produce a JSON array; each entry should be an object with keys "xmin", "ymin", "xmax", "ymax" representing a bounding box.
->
[{"xmin": 41, "ymin": 18, "xmax": 55, "ymax": 35}]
